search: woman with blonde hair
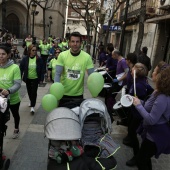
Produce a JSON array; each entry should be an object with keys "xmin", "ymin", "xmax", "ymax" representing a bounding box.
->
[{"xmin": 133, "ymin": 61, "xmax": 170, "ymax": 170}]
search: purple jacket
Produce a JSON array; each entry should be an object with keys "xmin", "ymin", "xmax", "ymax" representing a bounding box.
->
[
  {"xmin": 106, "ymin": 54, "xmax": 117, "ymax": 71},
  {"xmin": 136, "ymin": 92, "xmax": 170, "ymax": 158},
  {"xmin": 129, "ymin": 77, "xmax": 148, "ymax": 120},
  {"xmin": 99, "ymin": 52, "xmax": 107, "ymax": 66}
]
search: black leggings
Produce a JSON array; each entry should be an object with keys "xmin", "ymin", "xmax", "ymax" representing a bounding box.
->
[
  {"xmin": 128, "ymin": 115, "xmax": 142, "ymax": 155},
  {"xmin": 9, "ymin": 102, "xmax": 20, "ymax": 129},
  {"xmin": 59, "ymin": 95, "xmax": 84, "ymax": 108},
  {"xmin": 41, "ymin": 54, "xmax": 48, "ymax": 74},
  {"xmin": 105, "ymin": 82, "xmax": 122, "ymax": 117},
  {"xmin": 26, "ymin": 78, "xmax": 39, "ymax": 107},
  {"xmin": 136, "ymin": 138, "xmax": 157, "ymax": 170}
]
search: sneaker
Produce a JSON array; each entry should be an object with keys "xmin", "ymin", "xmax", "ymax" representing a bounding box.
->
[
  {"xmin": 30, "ymin": 107, "xmax": 35, "ymax": 114},
  {"xmin": 126, "ymin": 156, "xmax": 136, "ymax": 167},
  {"xmin": 12, "ymin": 129, "xmax": 20, "ymax": 139},
  {"xmin": 123, "ymin": 136, "xmax": 133, "ymax": 147}
]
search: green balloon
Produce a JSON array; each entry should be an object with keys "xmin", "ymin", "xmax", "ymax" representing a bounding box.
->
[
  {"xmin": 50, "ymin": 82, "xmax": 64, "ymax": 100},
  {"xmin": 87, "ymin": 72, "xmax": 104, "ymax": 97},
  {"xmin": 42, "ymin": 94, "xmax": 58, "ymax": 112}
]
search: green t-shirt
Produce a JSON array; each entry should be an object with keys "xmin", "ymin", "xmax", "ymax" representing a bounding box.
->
[
  {"xmin": 48, "ymin": 37, "xmax": 53, "ymax": 44},
  {"xmin": 39, "ymin": 44, "xmax": 51, "ymax": 55},
  {"xmin": 58, "ymin": 43, "xmax": 63, "ymax": 51},
  {"xmin": 62, "ymin": 42, "xmax": 68, "ymax": 51},
  {"xmin": 25, "ymin": 38, "xmax": 32, "ymax": 47},
  {"xmin": 0, "ymin": 64, "xmax": 21, "ymax": 105},
  {"xmin": 28, "ymin": 57, "xmax": 38, "ymax": 79},
  {"xmin": 39, "ymin": 40, "xmax": 43, "ymax": 45},
  {"xmin": 56, "ymin": 50, "xmax": 94, "ymax": 96},
  {"xmin": 48, "ymin": 58, "xmax": 58, "ymax": 80}
]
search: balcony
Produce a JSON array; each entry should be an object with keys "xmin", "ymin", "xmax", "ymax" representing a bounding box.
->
[{"xmin": 119, "ymin": 0, "xmax": 157, "ymax": 21}]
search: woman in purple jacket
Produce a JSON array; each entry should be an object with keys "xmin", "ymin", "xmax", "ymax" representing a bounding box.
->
[
  {"xmin": 133, "ymin": 61, "xmax": 170, "ymax": 170},
  {"xmin": 125, "ymin": 63, "xmax": 148, "ymax": 166},
  {"xmin": 98, "ymin": 46, "xmax": 107, "ymax": 67}
]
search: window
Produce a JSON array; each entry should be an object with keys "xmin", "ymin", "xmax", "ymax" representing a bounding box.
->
[
  {"xmin": 72, "ymin": 3, "xmax": 81, "ymax": 8},
  {"xmin": 71, "ymin": 12, "xmax": 80, "ymax": 17},
  {"xmin": 81, "ymin": 10, "xmax": 94, "ymax": 17},
  {"xmin": 73, "ymin": 21, "xmax": 80, "ymax": 24}
]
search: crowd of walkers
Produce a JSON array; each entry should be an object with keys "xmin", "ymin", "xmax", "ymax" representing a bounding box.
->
[
  {"xmin": 0, "ymin": 30, "xmax": 170, "ymax": 170},
  {"xmin": 0, "ymin": 32, "xmax": 70, "ymax": 139}
]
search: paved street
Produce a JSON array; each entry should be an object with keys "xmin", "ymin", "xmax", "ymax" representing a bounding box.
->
[{"xmin": 2, "ymin": 45, "xmax": 170, "ymax": 170}]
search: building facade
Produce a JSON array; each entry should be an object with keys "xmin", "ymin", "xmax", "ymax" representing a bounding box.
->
[
  {"xmin": 111, "ymin": 0, "xmax": 170, "ymax": 73},
  {"xmin": 0, "ymin": 0, "xmax": 67, "ymax": 39},
  {"xmin": 66, "ymin": 0, "xmax": 98, "ymax": 40}
]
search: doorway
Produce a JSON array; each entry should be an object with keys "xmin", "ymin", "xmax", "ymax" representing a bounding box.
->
[
  {"xmin": 6, "ymin": 13, "xmax": 20, "ymax": 38},
  {"xmin": 122, "ymin": 32, "xmax": 132, "ymax": 57}
]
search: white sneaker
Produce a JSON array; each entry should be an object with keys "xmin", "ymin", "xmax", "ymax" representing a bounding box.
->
[
  {"xmin": 30, "ymin": 107, "xmax": 35, "ymax": 114},
  {"xmin": 12, "ymin": 129, "xmax": 20, "ymax": 139}
]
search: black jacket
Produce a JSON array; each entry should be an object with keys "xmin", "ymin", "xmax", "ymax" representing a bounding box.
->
[
  {"xmin": 137, "ymin": 54, "xmax": 151, "ymax": 71},
  {"xmin": 20, "ymin": 55, "xmax": 43, "ymax": 83}
]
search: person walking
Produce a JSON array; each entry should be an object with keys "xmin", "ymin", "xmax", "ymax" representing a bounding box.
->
[
  {"xmin": 54, "ymin": 32, "xmax": 94, "ymax": 106},
  {"xmin": 0, "ymin": 45, "xmax": 21, "ymax": 139},
  {"xmin": 98, "ymin": 46, "xmax": 107, "ymax": 67},
  {"xmin": 133, "ymin": 61, "xmax": 170, "ymax": 170},
  {"xmin": 105, "ymin": 43, "xmax": 117, "ymax": 83},
  {"xmin": 25, "ymin": 34, "xmax": 32, "ymax": 49},
  {"xmin": 11, "ymin": 34, "xmax": 18, "ymax": 45},
  {"xmin": 47, "ymin": 48, "xmax": 61, "ymax": 82},
  {"xmin": 105, "ymin": 50, "xmax": 129, "ymax": 116},
  {"xmin": 39, "ymin": 39, "xmax": 51, "ymax": 77},
  {"xmin": 137, "ymin": 47, "xmax": 151, "ymax": 72},
  {"xmin": 20, "ymin": 44, "xmax": 44, "ymax": 114}
]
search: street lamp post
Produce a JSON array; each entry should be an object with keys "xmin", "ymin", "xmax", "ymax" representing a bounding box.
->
[
  {"xmin": 92, "ymin": 8, "xmax": 100, "ymax": 64},
  {"xmin": 31, "ymin": 1, "xmax": 37, "ymax": 38}
]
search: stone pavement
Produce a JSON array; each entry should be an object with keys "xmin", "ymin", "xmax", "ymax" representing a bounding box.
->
[
  {"xmin": 5, "ymin": 80, "xmax": 170, "ymax": 170},
  {"xmin": 3, "ymin": 45, "xmax": 170, "ymax": 170}
]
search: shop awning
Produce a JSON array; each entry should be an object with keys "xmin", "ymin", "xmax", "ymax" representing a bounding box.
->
[{"xmin": 146, "ymin": 14, "xmax": 170, "ymax": 23}]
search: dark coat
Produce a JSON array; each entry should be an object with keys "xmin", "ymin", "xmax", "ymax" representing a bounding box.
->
[
  {"xmin": 137, "ymin": 54, "xmax": 151, "ymax": 71},
  {"xmin": 19, "ymin": 55, "xmax": 43, "ymax": 83}
]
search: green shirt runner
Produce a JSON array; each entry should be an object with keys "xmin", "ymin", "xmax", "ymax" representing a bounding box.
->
[
  {"xmin": 0, "ymin": 64, "xmax": 21, "ymax": 105},
  {"xmin": 56, "ymin": 50, "xmax": 94, "ymax": 96}
]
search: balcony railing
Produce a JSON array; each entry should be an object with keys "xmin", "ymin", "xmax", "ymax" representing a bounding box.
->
[{"xmin": 119, "ymin": 0, "xmax": 157, "ymax": 21}]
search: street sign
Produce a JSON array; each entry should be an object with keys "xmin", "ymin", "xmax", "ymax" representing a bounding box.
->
[{"xmin": 103, "ymin": 25, "xmax": 121, "ymax": 31}]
